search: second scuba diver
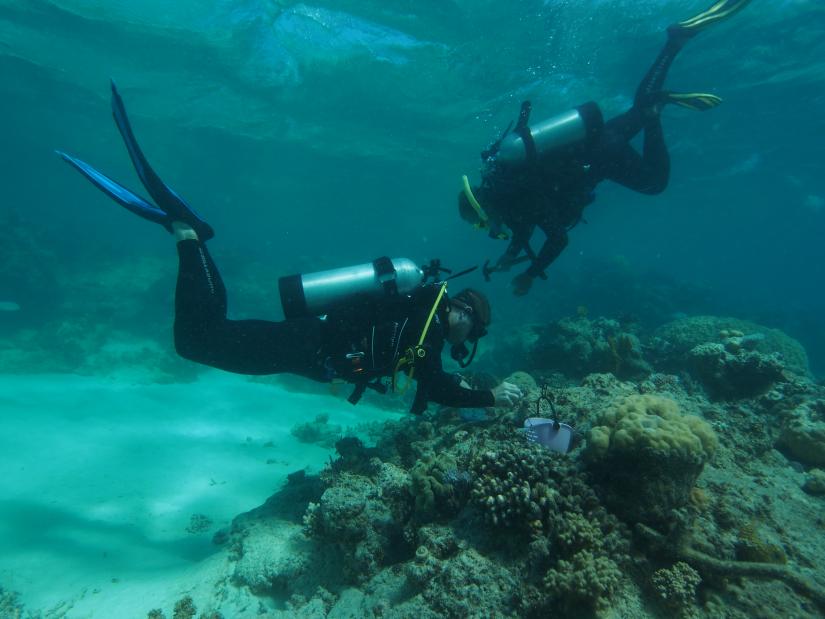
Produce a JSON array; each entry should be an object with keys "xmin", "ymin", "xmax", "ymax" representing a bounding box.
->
[
  {"xmin": 58, "ymin": 83, "xmax": 523, "ymax": 414},
  {"xmin": 459, "ymin": 0, "xmax": 752, "ymax": 296}
]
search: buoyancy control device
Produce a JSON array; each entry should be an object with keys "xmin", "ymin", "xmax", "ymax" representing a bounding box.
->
[{"xmin": 279, "ymin": 257, "xmax": 424, "ymax": 319}]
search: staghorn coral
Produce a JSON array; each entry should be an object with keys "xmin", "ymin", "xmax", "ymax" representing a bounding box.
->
[{"xmin": 586, "ymin": 394, "xmax": 717, "ymax": 524}]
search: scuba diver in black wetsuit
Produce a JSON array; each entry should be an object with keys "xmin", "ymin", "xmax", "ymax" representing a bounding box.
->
[
  {"xmin": 458, "ymin": 0, "xmax": 752, "ymax": 296},
  {"xmin": 57, "ymin": 82, "xmax": 523, "ymax": 414}
]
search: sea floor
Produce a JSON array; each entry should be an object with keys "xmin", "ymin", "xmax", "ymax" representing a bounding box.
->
[{"xmin": 0, "ymin": 371, "xmax": 399, "ymax": 618}]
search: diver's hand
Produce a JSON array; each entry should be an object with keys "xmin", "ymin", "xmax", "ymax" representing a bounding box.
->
[
  {"xmin": 492, "ymin": 382, "xmax": 523, "ymax": 407},
  {"xmin": 511, "ymin": 272, "xmax": 534, "ymax": 296}
]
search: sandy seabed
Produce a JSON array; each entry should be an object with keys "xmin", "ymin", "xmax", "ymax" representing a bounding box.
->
[{"xmin": 0, "ymin": 371, "xmax": 396, "ymax": 618}]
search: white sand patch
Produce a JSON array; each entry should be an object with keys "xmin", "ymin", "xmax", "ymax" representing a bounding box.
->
[{"xmin": 0, "ymin": 371, "xmax": 402, "ymax": 617}]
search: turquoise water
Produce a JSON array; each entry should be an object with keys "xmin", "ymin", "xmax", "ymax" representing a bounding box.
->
[
  {"xmin": 4, "ymin": 0, "xmax": 823, "ymax": 371},
  {"xmin": 2, "ymin": 1, "xmax": 825, "ymax": 617}
]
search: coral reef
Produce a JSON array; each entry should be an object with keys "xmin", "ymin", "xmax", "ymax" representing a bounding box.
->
[
  {"xmin": 146, "ymin": 596, "xmax": 223, "ymax": 619},
  {"xmin": 650, "ymin": 316, "xmax": 810, "ymax": 377},
  {"xmin": 586, "ymin": 394, "xmax": 717, "ymax": 524},
  {"xmin": 410, "ymin": 453, "xmax": 468, "ymax": 522},
  {"xmin": 527, "ymin": 316, "xmax": 652, "ymax": 380},
  {"xmin": 0, "ymin": 585, "xmax": 25, "ymax": 618},
  {"xmin": 688, "ymin": 335, "xmax": 786, "ymax": 399},
  {"xmin": 303, "ymin": 471, "xmax": 402, "ymax": 582}
]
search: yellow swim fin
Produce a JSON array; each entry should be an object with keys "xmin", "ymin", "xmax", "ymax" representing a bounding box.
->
[
  {"xmin": 662, "ymin": 91, "xmax": 723, "ymax": 111},
  {"xmin": 672, "ymin": 0, "xmax": 752, "ymax": 36}
]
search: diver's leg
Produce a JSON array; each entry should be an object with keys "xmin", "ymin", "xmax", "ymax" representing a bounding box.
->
[
  {"xmin": 173, "ymin": 229, "xmax": 323, "ymax": 377},
  {"xmin": 636, "ymin": 0, "xmax": 751, "ymax": 109},
  {"xmin": 600, "ymin": 113, "xmax": 670, "ymax": 195},
  {"xmin": 634, "ymin": 33, "xmax": 689, "ymax": 109}
]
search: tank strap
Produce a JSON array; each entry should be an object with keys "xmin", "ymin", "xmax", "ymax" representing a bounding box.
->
[
  {"xmin": 392, "ymin": 282, "xmax": 448, "ymax": 394},
  {"xmin": 373, "ymin": 256, "xmax": 398, "ymax": 296},
  {"xmin": 514, "ymin": 100, "xmax": 538, "ymax": 164}
]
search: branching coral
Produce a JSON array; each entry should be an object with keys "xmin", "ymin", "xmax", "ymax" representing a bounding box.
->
[
  {"xmin": 470, "ymin": 441, "xmax": 564, "ymax": 534},
  {"xmin": 651, "ymin": 561, "xmax": 701, "ymax": 618},
  {"xmin": 543, "ymin": 550, "xmax": 623, "ymax": 613}
]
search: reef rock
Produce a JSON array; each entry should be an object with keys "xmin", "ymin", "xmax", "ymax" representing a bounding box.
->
[
  {"xmin": 778, "ymin": 399, "xmax": 825, "ymax": 467},
  {"xmin": 650, "ymin": 316, "xmax": 809, "ymax": 377},
  {"xmin": 688, "ymin": 338, "xmax": 786, "ymax": 400}
]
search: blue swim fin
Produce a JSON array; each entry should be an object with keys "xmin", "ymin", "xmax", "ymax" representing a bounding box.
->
[
  {"xmin": 57, "ymin": 80, "xmax": 214, "ymax": 240},
  {"xmin": 56, "ymin": 150, "xmax": 170, "ymax": 227},
  {"xmin": 109, "ymin": 80, "xmax": 213, "ymax": 239}
]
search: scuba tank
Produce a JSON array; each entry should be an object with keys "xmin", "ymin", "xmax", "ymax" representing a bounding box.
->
[
  {"xmin": 490, "ymin": 101, "xmax": 604, "ymax": 167},
  {"xmin": 279, "ymin": 257, "xmax": 424, "ymax": 319}
]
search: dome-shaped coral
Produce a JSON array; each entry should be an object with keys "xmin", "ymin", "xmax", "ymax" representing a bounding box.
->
[{"xmin": 586, "ymin": 394, "xmax": 717, "ymax": 524}]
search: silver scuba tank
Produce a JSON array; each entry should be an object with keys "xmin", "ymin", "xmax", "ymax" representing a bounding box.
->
[
  {"xmin": 279, "ymin": 257, "xmax": 424, "ymax": 319},
  {"xmin": 494, "ymin": 101, "xmax": 604, "ymax": 167}
]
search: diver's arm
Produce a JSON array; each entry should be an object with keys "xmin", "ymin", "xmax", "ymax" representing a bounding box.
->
[
  {"xmin": 426, "ymin": 371, "xmax": 495, "ymax": 408},
  {"xmin": 524, "ymin": 225, "xmax": 568, "ymax": 278},
  {"xmin": 412, "ymin": 336, "xmax": 494, "ymax": 410},
  {"xmin": 498, "ymin": 222, "xmax": 533, "ymax": 268}
]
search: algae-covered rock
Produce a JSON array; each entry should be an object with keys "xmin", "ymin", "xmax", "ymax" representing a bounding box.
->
[
  {"xmin": 586, "ymin": 394, "xmax": 717, "ymax": 524},
  {"xmin": 778, "ymin": 399, "xmax": 825, "ymax": 467},
  {"xmin": 802, "ymin": 469, "xmax": 825, "ymax": 496}
]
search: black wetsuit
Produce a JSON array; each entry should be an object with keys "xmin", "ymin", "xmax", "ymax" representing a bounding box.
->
[
  {"xmin": 174, "ymin": 240, "xmax": 495, "ymax": 413},
  {"xmin": 478, "ymin": 34, "xmax": 688, "ymax": 278}
]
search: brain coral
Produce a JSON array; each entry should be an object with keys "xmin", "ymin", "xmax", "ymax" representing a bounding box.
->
[{"xmin": 586, "ymin": 394, "xmax": 717, "ymax": 524}]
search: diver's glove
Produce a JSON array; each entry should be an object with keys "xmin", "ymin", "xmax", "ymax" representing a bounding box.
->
[{"xmin": 57, "ymin": 80, "xmax": 214, "ymax": 240}]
